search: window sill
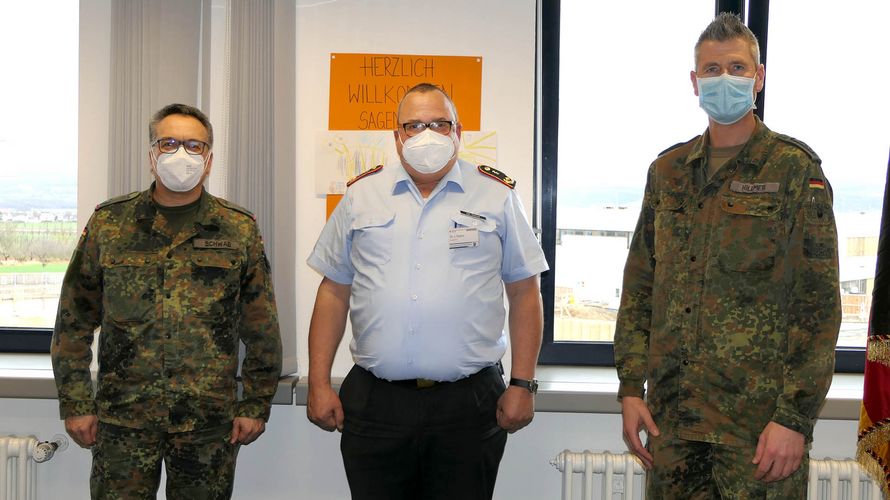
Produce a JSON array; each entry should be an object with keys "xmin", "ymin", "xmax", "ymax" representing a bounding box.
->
[
  {"xmin": 294, "ymin": 365, "xmax": 864, "ymax": 421},
  {"xmin": 0, "ymin": 355, "xmax": 862, "ymax": 420},
  {"xmin": 0, "ymin": 354, "xmax": 297, "ymax": 405}
]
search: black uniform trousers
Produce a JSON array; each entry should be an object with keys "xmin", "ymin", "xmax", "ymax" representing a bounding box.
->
[{"xmin": 339, "ymin": 364, "xmax": 508, "ymax": 500}]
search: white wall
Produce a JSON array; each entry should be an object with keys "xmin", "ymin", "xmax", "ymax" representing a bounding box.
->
[
  {"xmin": 0, "ymin": 398, "xmax": 860, "ymax": 500},
  {"xmin": 77, "ymin": 0, "xmax": 111, "ymax": 230},
  {"xmin": 294, "ymin": 0, "xmax": 538, "ymax": 379}
]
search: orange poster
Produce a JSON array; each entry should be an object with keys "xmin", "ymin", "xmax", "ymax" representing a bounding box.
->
[{"xmin": 329, "ymin": 53, "xmax": 482, "ymax": 131}]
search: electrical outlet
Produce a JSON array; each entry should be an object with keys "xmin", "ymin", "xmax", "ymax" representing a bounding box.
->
[{"xmin": 612, "ymin": 475, "xmax": 625, "ymax": 494}]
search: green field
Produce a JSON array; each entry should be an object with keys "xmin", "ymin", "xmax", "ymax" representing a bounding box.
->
[
  {"xmin": 0, "ymin": 262, "xmax": 69, "ymax": 273},
  {"xmin": 0, "ymin": 221, "xmax": 76, "ymax": 230}
]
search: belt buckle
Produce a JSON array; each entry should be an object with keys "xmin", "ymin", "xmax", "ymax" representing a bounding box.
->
[{"xmin": 415, "ymin": 378, "xmax": 436, "ymax": 389}]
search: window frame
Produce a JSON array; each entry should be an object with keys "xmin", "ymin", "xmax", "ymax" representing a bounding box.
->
[
  {"xmin": 536, "ymin": 0, "xmax": 866, "ymax": 373},
  {"xmin": 0, "ymin": 328, "xmax": 53, "ymax": 353},
  {"xmin": 0, "ymin": 2, "xmax": 79, "ymax": 354}
]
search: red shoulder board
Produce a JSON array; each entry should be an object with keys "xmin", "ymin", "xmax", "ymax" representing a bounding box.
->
[
  {"xmin": 346, "ymin": 165, "xmax": 383, "ymax": 187},
  {"xmin": 478, "ymin": 165, "xmax": 515, "ymax": 189}
]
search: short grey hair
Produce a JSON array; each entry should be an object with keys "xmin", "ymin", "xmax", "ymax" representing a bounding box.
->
[
  {"xmin": 148, "ymin": 103, "xmax": 214, "ymax": 146},
  {"xmin": 396, "ymin": 83, "xmax": 459, "ymax": 124},
  {"xmin": 694, "ymin": 12, "xmax": 761, "ymax": 67}
]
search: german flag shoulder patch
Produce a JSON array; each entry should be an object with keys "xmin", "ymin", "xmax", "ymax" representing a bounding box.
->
[
  {"xmin": 347, "ymin": 165, "xmax": 383, "ymax": 187},
  {"xmin": 808, "ymin": 178, "xmax": 826, "ymax": 190},
  {"xmin": 478, "ymin": 165, "xmax": 515, "ymax": 189}
]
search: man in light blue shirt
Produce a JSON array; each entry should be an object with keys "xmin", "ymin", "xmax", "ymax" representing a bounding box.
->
[{"xmin": 306, "ymin": 83, "xmax": 548, "ymax": 500}]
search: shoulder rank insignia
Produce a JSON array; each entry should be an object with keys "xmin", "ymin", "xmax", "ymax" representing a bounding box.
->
[
  {"xmin": 218, "ymin": 197, "xmax": 256, "ymax": 220},
  {"xmin": 776, "ymin": 134, "xmax": 821, "ymax": 162},
  {"xmin": 478, "ymin": 165, "xmax": 515, "ymax": 189},
  {"xmin": 95, "ymin": 191, "xmax": 140, "ymax": 211},
  {"xmin": 346, "ymin": 165, "xmax": 383, "ymax": 187},
  {"xmin": 657, "ymin": 136, "xmax": 699, "ymax": 158}
]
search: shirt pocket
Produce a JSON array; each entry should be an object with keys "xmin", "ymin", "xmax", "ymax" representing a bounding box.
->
[
  {"xmin": 449, "ymin": 212, "xmax": 500, "ymax": 270},
  {"xmin": 189, "ymin": 250, "xmax": 242, "ymax": 318},
  {"xmin": 350, "ymin": 212, "xmax": 395, "ymax": 266},
  {"xmin": 718, "ymin": 195, "xmax": 781, "ymax": 272},
  {"xmin": 101, "ymin": 251, "xmax": 157, "ymax": 322},
  {"xmin": 650, "ymin": 192, "xmax": 687, "ymax": 262}
]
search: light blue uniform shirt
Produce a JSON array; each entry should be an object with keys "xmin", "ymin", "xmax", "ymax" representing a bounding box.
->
[{"xmin": 308, "ymin": 159, "xmax": 549, "ymax": 381}]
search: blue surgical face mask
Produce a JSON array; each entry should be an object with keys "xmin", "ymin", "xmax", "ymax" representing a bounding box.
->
[{"xmin": 696, "ymin": 73, "xmax": 756, "ymax": 125}]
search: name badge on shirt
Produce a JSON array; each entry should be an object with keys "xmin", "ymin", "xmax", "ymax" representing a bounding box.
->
[
  {"xmin": 449, "ymin": 227, "xmax": 479, "ymax": 249},
  {"xmin": 194, "ymin": 238, "xmax": 237, "ymax": 249},
  {"xmin": 730, "ymin": 181, "xmax": 780, "ymax": 193}
]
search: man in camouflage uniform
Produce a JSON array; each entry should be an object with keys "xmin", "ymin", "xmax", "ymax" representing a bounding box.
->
[
  {"xmin": 52, "ymin": 103, "xmax": 282, "ymax": 499},
  {"xmin": 614, "ymin": 13, "xmax": 841, "ymax": 498}
]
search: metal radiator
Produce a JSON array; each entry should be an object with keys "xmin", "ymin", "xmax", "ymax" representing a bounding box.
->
[
  {"xmin": 0, "ymin": 435, "xmax": 67, "ymax": 500},
  {"xmin": 551, "ymin": 450, "xmax": 884, "ymax": 500}
]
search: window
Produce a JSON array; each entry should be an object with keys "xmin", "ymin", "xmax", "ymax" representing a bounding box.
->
[
  {"xmin": 765, "ymin": 0, "xmax": 890, "ymax": 351},
  {"xmin": 538, "ymin": 1, "xmax": 875, "ymax": 371},
  {"xmin": 0, "ymin": 4, "xmax": 79, "ymax": 351},
  {"xmin": 539, "ymin": 0, "xmax": 714, "ymax": 365}
]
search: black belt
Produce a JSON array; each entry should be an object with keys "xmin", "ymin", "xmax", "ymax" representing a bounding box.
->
[
  {"xmin": 385, "ymin": 362, "xmax": 503, "ymax": 390},
  {"xmin": 388, "ymin": 377, "xmax": 441, "ymax": 389}
]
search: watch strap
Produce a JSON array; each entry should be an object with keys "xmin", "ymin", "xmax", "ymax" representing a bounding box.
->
[{"xmin": 509, "ymin": 377, "xmax": 538, "ymax": 394}]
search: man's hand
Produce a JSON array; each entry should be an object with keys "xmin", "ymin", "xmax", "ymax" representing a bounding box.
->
[
  {"xmin": 497, "ymin": 385, "xmax": 534, "ymax": 433},
  {"xmin": 230, "ymin": 417, "xmax": 266, "ymax": 445},
  {"xmin": 752, "ymin": 421, "xmax": 805, "ymax": 482},
  {"xmin": 621, "ymin": 396, "xmax": 660, "ymax": 469},
  {"xmin": 307, "ymin": 384, "xmax": 344, "ymax": 432},
  {"xmin": 65, "ymin": 415, "xmax": 98, "ymax": 448}
]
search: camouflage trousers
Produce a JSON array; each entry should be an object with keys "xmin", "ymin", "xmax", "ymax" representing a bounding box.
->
[
  {"xmin": 90, "ymin": 421, "xmax": 239, "ymax": 500},
  {"xmin": 646, "ymin": 434, "xmax": 808, "ymax": 499}
]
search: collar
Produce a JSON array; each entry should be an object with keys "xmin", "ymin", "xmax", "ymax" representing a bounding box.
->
[
  {"xmin": 391, "ymin": 160, "xmax": 465, "ymax": 196},
  {"xmin": 136, "ymin": 182, "xmax": 214, "ymax": 225},
  {"xmin": 686, "ymin": 115, "xmax": 773, "ymax": 170}
]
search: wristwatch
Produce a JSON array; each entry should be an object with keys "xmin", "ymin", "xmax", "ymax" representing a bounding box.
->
[{"xmin": 509, "ymin": 377, "xmax": 538, "ymax": 394}]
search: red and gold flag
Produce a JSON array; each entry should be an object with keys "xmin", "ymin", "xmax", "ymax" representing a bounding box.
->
[{"xmin": 858, "ymin": 151, "xmax": 890, "ymax": 497}]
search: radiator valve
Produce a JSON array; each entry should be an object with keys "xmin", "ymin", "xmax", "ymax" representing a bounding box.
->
[{"xmin": 33, "ymin": 434, "xmax": 69, "ymax": 463}]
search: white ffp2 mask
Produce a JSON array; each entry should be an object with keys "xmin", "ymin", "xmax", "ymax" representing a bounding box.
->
[
  {"xmin": 400, "ymin": 129, "xmax": 456, "ymax": 174},
  {"xmin": 153, "ymin": 147, "xmax": 206, "ymax": 192}
]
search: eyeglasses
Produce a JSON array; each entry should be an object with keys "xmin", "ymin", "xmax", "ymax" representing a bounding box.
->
[
  {"xmin": 401, "ymin": 120, "xmax": 455, "ymax": 137},
  {"xmin": 153, "ymin": 137, "xmax": 210, "ymax": 156}
]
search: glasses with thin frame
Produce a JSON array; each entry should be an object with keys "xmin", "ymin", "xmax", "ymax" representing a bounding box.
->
[
  {"xmin": 400, "ymin": 120, "xmax": 455, "ymax": 137},
  {"xmin": 153, "ymin": 137, "xmax": 211, "ymax": 156}
]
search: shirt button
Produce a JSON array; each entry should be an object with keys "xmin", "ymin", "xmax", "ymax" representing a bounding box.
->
[
  {"xmin": 415, "ymin": 264, "xmax": 422, "ymax": 270},
  {"xmin": 698, "ymin": 202, "xmax": 704, "ymax": 209},
  {"xmin": 683, "ymin": 359, "xmax": 689, "ymax": 366},
  {"xmin": 409, "ymin": 328, "xmax": 416, "ymax": 335},
  {"xmin": 685, "ymin": 307, "xmax": 692, "ymax": 313},
  {"xmin": 690, "ymin": 256, "xmax": 696, "ymax": 262},
  {"xmin": 407, "ymin": 359, "xmax": 414, "ymax": 365},
  {"xmin": 411, "ymin": 294, "xmax": 418, "ymax": 301},
  {"xmin": 418, "ymin": 232, "xmax": 424, "ymax": 239}
]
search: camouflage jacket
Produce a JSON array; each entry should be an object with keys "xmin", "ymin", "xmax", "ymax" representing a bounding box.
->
[
  {"xmin": 51, "ymin": 186, "xmax": 282, "ymax": 432},
  {"xmin": 614, "ymin": 118, "xmax": 841, "ymax": 446}
]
